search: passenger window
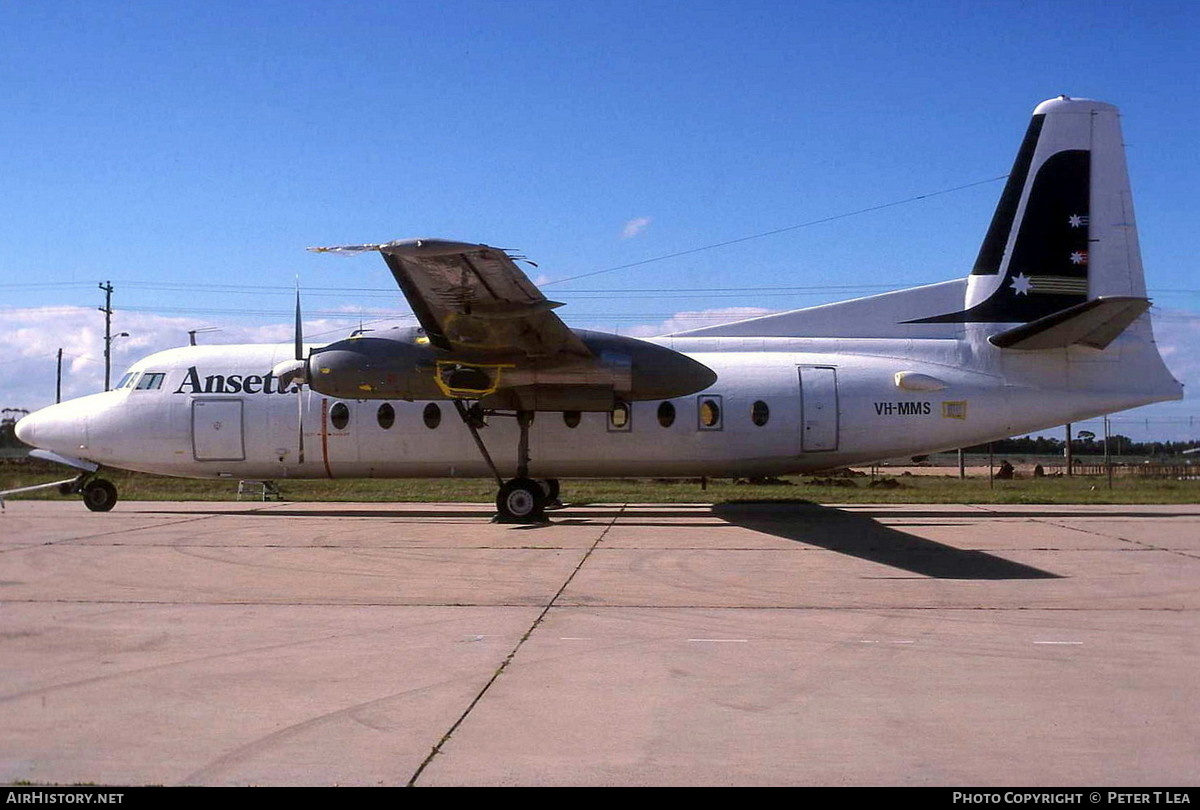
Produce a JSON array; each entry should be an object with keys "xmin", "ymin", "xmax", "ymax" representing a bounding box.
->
[
  {"xmin": 698, "ymin": 395, "xmax": 723, "ymax": 430},
  {"xmin": 657, "ymin": 401, "xmax": 675, "ymax": 428},
  {"xmin": 608, "ymin": 401, "xmax": 631, "ymax": 432},
  {"xmin": 751, "ymin": 400, "xmax": 770, "ymax": 427},
  {"xmin": 423, "ymin": 403, "xmax": 441, "ymax": 429},
  {"xmin": 563, "ymin": 411, "xmax": 581, "ymax": 428},
  {"xmin": 377, "ymin": 403, "xmax": 395, "ymax": 429},
  {"xmin": 330, "ymin": 401, "xmax": 350, "ymax": 430}
]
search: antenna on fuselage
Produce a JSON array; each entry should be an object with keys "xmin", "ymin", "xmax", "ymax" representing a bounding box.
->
[{"xmin": 187, "ymin": 327, "xmax": 220, "ymax": 346}]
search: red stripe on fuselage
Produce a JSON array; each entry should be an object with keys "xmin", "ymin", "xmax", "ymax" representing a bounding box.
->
[{"xmin": 320, "ymin": 397, "xmax": 334, "ymax": 479}]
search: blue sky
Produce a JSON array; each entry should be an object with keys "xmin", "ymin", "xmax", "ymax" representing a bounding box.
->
[{"xmin": 1, "ymin": 1, "xmax": 1197, "ymax": 440}]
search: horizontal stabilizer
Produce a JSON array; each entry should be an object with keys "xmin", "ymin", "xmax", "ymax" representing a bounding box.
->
[
  {"xmin": 987, "ymin": 296, "xmax": 1150, "ymax": 350},
  {"xmin": 667, "ymin": 279, "xmax": 968, "ymax": 339}
]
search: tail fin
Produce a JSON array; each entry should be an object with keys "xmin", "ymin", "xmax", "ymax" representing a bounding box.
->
[
  {"xmin": 668, "ymin": 97, "xmax": 1160, "ymax": 345},
  {"xmin": 912, "ymin": 96, "xmax": 1145, "ymax": 325}
]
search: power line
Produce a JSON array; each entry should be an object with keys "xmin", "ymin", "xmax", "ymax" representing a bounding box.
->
[
  {"xmin": 0, "ymin": 173, "xmax": 1009, "ymax": 300},
  {"xmin": 541, "ymin": 175, "xmax": 1010, "ymax": 286}
]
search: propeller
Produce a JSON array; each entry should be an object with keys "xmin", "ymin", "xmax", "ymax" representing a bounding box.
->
[{"xmin": 270, "ymin": 286, "xmax": 309, "ymax": 464}]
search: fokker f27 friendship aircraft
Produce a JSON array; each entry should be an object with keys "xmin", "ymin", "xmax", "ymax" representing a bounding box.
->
[{"xmin": 8, "ymin": 97, "xmax": 1183, "ymax": 520}]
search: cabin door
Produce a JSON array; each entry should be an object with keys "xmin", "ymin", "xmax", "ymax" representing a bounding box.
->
[
  {"xmin": 192, "ymin": 399, "xmax": 246, "ymax": 461},
  {"xmin": 798, "ymin": 366, "xmax": 839, "ymax": 452}
]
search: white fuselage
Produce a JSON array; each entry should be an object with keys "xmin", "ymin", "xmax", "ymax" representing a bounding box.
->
[{"xmin": 22, "ymin": 331, "xmax": 1172, "ymax": 482}]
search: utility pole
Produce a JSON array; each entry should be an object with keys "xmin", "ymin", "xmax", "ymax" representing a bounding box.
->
[
  {"xmin": 56, "ymin": 348, "xmax": 63, "ymax": 404},
  {"xmin": 99, "ymin": 281, "xmax": 114, "ymax": 391}
]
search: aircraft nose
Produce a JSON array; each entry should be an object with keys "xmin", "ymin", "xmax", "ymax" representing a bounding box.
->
[
  {"xmin": 13, "ymin": 403, "xmax": 88, "ymax": 455},
  {"xmin": 13, "ymin": 412, "xmax": 37, "ymax": 446}
]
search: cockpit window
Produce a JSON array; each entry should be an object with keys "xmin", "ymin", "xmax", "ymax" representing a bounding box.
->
[
  {"xmin": 135, "ymin": 372, "xmax": 166, "ymax": 390},
  {"xmin": 116, "ymin": 372, "xmax": 137, "ymax": 389}
]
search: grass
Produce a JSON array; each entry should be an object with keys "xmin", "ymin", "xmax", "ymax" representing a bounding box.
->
[{"xmin": 3, "ymin": 459, "xmax": 1198, "ymax": 505}]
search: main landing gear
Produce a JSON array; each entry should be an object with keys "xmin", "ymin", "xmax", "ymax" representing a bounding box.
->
[{"xmin": 453, "ymin": 402, "xmax": 558, "ymax": 522}]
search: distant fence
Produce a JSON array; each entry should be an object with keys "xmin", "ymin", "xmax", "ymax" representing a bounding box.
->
[{"xmin": 1043, "ymin": 463, "xmax": 1198, "ymax": 479}]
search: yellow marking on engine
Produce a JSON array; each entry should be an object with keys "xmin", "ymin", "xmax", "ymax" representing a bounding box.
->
[{"xmin": 432, "ymin": 360, "xmax": 516, "ymax": 398}]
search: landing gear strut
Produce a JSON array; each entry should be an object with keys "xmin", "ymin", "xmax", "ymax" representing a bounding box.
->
[{"xmin": 453, "ymin": 402, "xmax": 550, "ymax": 522}]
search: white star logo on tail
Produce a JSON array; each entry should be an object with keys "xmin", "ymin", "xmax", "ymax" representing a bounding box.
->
[
  {"xmin": 1068, "ymin": 214, "xmax": 1089, "ymax": 228},
  {"xmin": 1010, "ymin": 273, "xmax": 1032, "ymax": 295},
  {"xmin": 1070, "ymin": 251, "xmax": 1088, "ymax": 265}
]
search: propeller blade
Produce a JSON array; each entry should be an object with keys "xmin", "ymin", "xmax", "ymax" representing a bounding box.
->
[
  {"xmin": 297, "ymin": 388, "xmax": 305, "ymax": 464},
  {"xmin": 292, "ymin": 282, "xmax": 306, "ymax": 463},
  {"xmin": 294, "ymin": 285, "xmax": 304, "ymax": 362}
]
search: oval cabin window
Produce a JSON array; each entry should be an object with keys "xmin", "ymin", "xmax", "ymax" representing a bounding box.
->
[
  {"xmin": 423, "ymin": 403, "xmax": 442, "ymax": 429},
  {"xmin": 751, "ymin": 400, "xmax": 770, "ymax": 427},
  {"xmin": 609, "ymin": 401, "xmax": 630, "ymax": 431},
  {"xmin": 563, "ymin": 411, "xmax": 581, "ymax": 428},
  {"xmin": 699, "ymin": 398, "xmax": 721, "ymax": 429},
  {"xmin": 657, "ymin": 401, "xmax": 675, "ymax": 428},
  {"xmin": 377, "ymin": 403, "xmax": 395, "ymax": 430},
  {"xmin": 330, "ymin": 402, "xmax": 350, "ymax": 430}
]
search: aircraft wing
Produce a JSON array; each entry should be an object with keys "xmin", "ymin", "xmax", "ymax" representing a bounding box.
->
[{"xmin": 310, "ymin": 239, "xmax": 591, "ymax": 357}]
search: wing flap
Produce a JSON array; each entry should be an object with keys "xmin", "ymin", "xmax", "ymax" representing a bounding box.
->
[{"xmin": 311, "ymin": 239, "xmax": 589, "ymax": 357}]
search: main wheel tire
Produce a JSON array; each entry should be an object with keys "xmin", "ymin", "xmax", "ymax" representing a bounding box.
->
[
  {"xmin": 496, "ymin": 478, "xmax": 545, "ymax": 521},
  {"xmin": 537, "ymin": 478, "xmax": 560, "ymax": 502},
  {"xmin": 82, "ymin": 479, "xmax": 118, "ymax": 512}
]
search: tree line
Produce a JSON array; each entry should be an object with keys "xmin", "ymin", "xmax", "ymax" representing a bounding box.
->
[
  {"xmin": 965, "ymin": 433, "xmax": 1199, "ymax": 457},
  {"xmin": 0, "ymin": 409, "xmax": 31, "ymax": 450}
]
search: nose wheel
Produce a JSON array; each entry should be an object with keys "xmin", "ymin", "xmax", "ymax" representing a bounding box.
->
[{"xmin": 81, "ymin": 478, "xmax": 118, "ymax": 512}]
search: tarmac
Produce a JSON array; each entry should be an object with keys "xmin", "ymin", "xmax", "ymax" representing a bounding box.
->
[{"xmin": 1, "ymin": 499, "xmax": 1197, "ymax": 786}]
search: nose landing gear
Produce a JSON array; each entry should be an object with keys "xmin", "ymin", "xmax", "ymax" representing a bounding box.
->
[
  {"xmin": 81, "ymin": 478, "xmax": 118, "ymax": 512},
  {"xmin": 0, "ymin": 471, "xmax": 120, "ymax": 512}
]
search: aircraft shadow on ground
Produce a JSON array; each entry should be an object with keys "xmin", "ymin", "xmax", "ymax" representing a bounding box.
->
[
  {"xmin": 135, "ymin": 501, "xmax": 1070, "ymax": 579},
  {"xmin": 711, "ymin": 502, "xmax": 1062, "ymax": 580}
]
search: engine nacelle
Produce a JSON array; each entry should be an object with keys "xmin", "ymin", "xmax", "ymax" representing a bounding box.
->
[{"xmin": 303, "ymin": 327, "xmax": 716, "ymax": 409}]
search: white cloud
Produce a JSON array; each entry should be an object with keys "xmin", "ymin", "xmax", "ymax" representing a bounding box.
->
[
  {"xmin": 1152, "ymin": 310, "xmax": 1200, "ymax": 386},
  {"xmin": 621, "ymin": 307, "xmax": 776, "ymax": 338},
  {"xmin": 620, "ymin": 217, "xmax": 652, "ymax": 239},
  {"xmin": 0, "ymin": 306, "xmax": 407, "ymax": 410}
]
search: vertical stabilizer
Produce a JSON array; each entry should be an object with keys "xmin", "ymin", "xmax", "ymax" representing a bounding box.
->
[{"xmin": 912, "ymin": 97, "xmax": 1144, "ymax": 324}]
